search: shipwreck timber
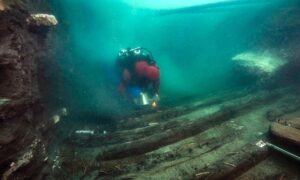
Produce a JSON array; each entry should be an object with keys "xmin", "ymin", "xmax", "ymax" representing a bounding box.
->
[{"xmin": 53, "ymin": 88, "xmax": 300, "ymax": 179}]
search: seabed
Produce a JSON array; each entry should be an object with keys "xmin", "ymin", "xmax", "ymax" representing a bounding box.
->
[{"xmin": 54, "ymin": 87, "xmax": 300, "ymax": 179}]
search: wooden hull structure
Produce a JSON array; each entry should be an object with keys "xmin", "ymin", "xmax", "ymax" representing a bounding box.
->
[{"xmin": 57, "ymin": 88, "xmax": 300, "ymax": 179}]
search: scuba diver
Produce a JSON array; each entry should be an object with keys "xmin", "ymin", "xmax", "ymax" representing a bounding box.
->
[{"xmin": 116, "ymin": 47, "xmax": 160, "ymax": 107}]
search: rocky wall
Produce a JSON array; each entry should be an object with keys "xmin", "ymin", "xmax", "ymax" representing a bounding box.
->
[{"xmin": 0, "ymin": 3, "xmax": 56, "ymax": 179}]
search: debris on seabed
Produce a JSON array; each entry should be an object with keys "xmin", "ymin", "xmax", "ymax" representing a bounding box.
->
[
  {"xmin": 75, "ymin": 130, "xmax": 95, "ymax": 135},
  {"xmin": 195, "ymin": 171, "xmax": 210, "ymax": 177},
  {"xmin": 0, "ymin": 98, "xmax": 10, "ymax": 106},
  {"xmin": 52, "ymin": 115, "xmax": 60, "ymax": 124},
  {"xmin": 148, "ymin": 122, "xmax": 159, "ymax": 126},
  {"xmin": 224, "ymin": 162, "xmax": 236, "ymax": 167}
]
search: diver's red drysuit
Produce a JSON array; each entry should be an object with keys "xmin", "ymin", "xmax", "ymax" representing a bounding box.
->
[{"xmin": 116, "ymin": 49, "xmax": 160, "ymax": 96}]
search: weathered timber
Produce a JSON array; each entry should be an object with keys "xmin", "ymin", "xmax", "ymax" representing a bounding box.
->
[
  {"xmin": 99, "ymin": 127, "xmax": 238, "ymax": 177},
  {"xmin": 266, "ymin": 96, "xmax": 300, "ymax": 122},
  {"xmin": 236, "ymin": 156, "xmax": 300, "ymax": 180},
  {"xmin": 270, "ymin": 122, "xmax": 300, "ymax": 146},
  {"xmin": 96, "ymin": 92, "xmax": 278, "ymax": 160},
  {"xmin": 59, "ymin": 89, "xmax": 300, "ymax": 179},
  {"xmin": 117, "ymin": 88, "xmax": 254, "ymax": 130},
  {"xmin": 97, "ymin": 110, "xmax": 233, "ymax": 160},
  {"xmin": 277, "ymin": 118, "xmax": 300, "ymax": 130},
  {"xmin": 69, "ymin": 90, "xmax": 281, "ymax": 148},
  {"xmin": 193, "ymin": 141, "xmax": 269, "ymax": 180}
]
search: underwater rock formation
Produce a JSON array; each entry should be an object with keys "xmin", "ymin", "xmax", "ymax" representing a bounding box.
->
[
  {"xmin": 27, "ymin": 14, "xmax": 58, "ymax": 27},
  {"xmin": 232, "ymin": 51, "xmax": 286, "ymax": 75},
  {"xmin": 231, "ymin": 51, "xmax": 286, "ymax": 85},
  {"xmin": 0, "ymin": 2, "xmax": 57, "ymax": 179}
]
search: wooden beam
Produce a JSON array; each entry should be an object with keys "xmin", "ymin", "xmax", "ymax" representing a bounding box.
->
[
  {"xmin": 193, "ymin": 142, "xmax": 269, "ymax": 180},
  {"xmin": 69, "ymin": 91, "xmax": 280, "ymax": 149},
  {"xmin": 270, "ymin": 122, "xmax": 300, "ymax": 146},
  {"xmin": 277, "ymin": 118, "xmax": 300, "ymax": 130},
  {"xmin": 96, "ymin": 92, "xmax": 276, "ymax": 161}
]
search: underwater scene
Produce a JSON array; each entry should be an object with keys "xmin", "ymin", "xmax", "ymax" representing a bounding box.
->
[{"xmin": 0, "ymin": 0, "xmax": 300, "ymax": 179}]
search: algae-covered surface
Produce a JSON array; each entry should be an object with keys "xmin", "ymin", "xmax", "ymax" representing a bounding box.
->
[{"xmin": 52, "ymin": 88, "xmax": 300, "ymax": 179}]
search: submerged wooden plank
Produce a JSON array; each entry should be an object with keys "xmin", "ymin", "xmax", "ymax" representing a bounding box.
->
[
  {"xmin": 117, "ymin": 89, "xmax": 251, "ymax": 130},
  {"xmin": 69, "ymin": 91, "xmax": 280, "ymax": 150},
  {"xmin": 278, "ymin": 118, "xmax": 300, "ymax": 130},
  {"xmin": 95, "ymin": 92, "xmax": 278, "ymax": 160},
  {"xmin": 288, "ymin": 118, "xmax": 300, "ymax": 129},
  {"xmin": 270, "ymin": 122, "xmax": 300, "ymax": 146},
  {"xmin": 110, "ymin": 96, "xmax": 292, "ymax": 179},
  {"xmin": 236, "ymin": 156, "xmax": 300, "ymax": 180},
  {"xmin": 100, "ymin": 123, "xmax": 238, "ymax": 178},
  {"xmin": 96, "ymin": 108, "xmax": 235, "ymax": 160},
  {"xmin": 55, "ymin": 89, "xmax": 300, "ymax": 179},
  {"xmin": 193, "ymin": 141, "xmax": 269, "ymax": 180}
]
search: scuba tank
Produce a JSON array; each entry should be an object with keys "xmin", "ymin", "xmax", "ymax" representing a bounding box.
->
[{"xmin": 118, "ymin": 47, "xmax": 155, "ymax": 65}]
